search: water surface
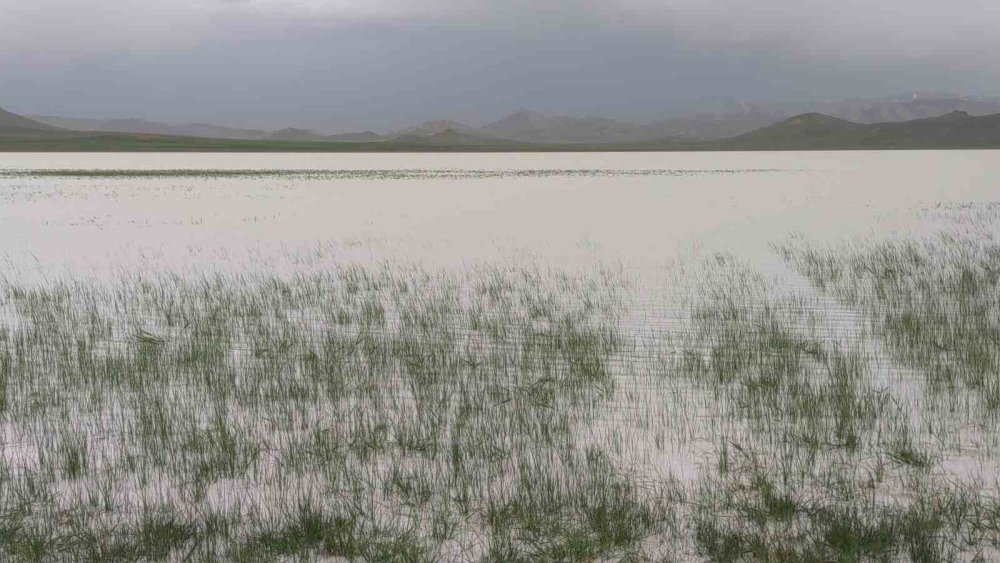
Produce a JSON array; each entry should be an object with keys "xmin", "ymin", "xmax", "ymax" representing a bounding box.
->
[{"xmin": 3, "ymin": 150, "xmax": 997, "ymax": 278}]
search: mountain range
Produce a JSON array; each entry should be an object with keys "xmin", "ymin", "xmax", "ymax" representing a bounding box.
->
[
  {"xmin": 710, "ymin": 110, "xmax": 1000, "ymax": 150},
  {"xmin": 1, "ymin": 107, "xmax": 63, "ymax": 134},
  {"xmin": 21, "ymin": 93, "xmax": 1000, "ymax": 146},
  {"xmin": 5, "ymin": 96, "xmax": 1000, "ymax": 151},
  {"xmin": 27, "ymin": 115, "xmax": 387, "ymax": 143}
]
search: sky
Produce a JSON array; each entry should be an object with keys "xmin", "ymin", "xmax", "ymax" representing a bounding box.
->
[{"xmin": 3, "ymin": 0, "xmax": 999, "ymax": 132}]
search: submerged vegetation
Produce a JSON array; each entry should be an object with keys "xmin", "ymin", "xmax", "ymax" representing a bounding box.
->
[
  {"xmin": 0, "ymin": 264, "xmax": 674, "ymax": 560},
  {"xmin": 777, "ymin": 228, "xmax": 1000, "ymax": 413},
  {"xmin": 0, "ymin": 168, "xmax": 782, "ymax": 180},
  {"xmin": 676, "ymin": 255, "xmax": 998, "ymax": 561},
  {"xmin": 1, "ymin": 204, "xmax": 1000, "ymax": 560}
]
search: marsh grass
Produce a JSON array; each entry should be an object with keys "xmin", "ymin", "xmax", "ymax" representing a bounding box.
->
[
  {"xmin": 776, "ymin": 229, "xmax": 1000, "ymax": 417},
  {"xmin": 673, "ymin": 251, "xmax": 999, "ymax": 561},
  {"xmin": 2, "ymin": 206, "xmax": 1000, "ymax": 559},
  {"xmin": 0, "ymin": 262, "xmax": 680, "ymax": 560}
]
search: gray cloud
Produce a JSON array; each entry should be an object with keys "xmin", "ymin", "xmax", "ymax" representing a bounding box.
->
[{"xmin": 2, "ymin": 0, "xmax": 998, "ymax": 130}]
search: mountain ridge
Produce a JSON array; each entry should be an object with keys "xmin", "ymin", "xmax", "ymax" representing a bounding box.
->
[
  {"xmin": 0, "ymin": 108, "xmax": 63, "ymax": 132},
  {"xmin": 20, "ymin": 92, "xmax": 1000, "ymax": 146},
  {"xmin": 6, "ymin": 105, "xmax": 1000, "ymax": 151},
  {"xmin": 709, "ymin": 110, "xmax": 1000, "ymax": 150},
  {"xmin": 28, "ymin": 115, "xmax": 266, "ymax": 139}
]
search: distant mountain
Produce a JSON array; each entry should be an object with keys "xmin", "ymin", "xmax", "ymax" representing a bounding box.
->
[
  {"xmin": 474, "ymin": 95, "xmax": 1000, "ymax": 144},
  {"xmin": 25, "ymin": 92, "xmax": 1000, "ymax": 146},
  {"xmin": 605, "ymin": 94, "xmax": 1000, "ymax": 143},
  {"xmin": 6, "ymin": 103, "xmax": 1000, "ymax": 151},
  {"xmin": 391, "ymin": 128, "xmax": 528, "ymax": 148},
  {"xmin": 477, "ymin": 109, "xmax": 549, "ymax": 138},
  {"xmin": 479, "ymin": 110, "xmax": 643, "ymax": 144},
  {"xmin": 0, "ymin": 108, "xmax": 63, "ymax": 133},
  {"xmin": 392, "ymin": 120, "xmax": 479, "ymax": 138},
  {"xmin": 177, "ymin": 123, "xmax": 269, "ymax": 139},
  {"xmin": 635, "ymin": 115, "xmax": 771, "ymax": 142},
  {"xmin": 868, "ymin": 110, "xmax": 1000, "ymax": 146},
  {"xmin": 29, "ymin": 115, "xmax": 268, "ymax": 139},
  {"xmin": 475, "ymin": 105, "xmax": 790, "ymax": 144},
  {"xmin": 724, "ymin": 113, "xmax": 866, "ymax": 147},
  {"xmin": 637, "ymin": 106, "xmax": 785, "ymax": 141},
  {"xmin": 605, "ymin": 95, "xmax": 1000, "ymax": 144},
  {"xmin": 264, "ymin": 128, "xmax": 330, "ymax": 141},
  {"xmin": 819, "ymin": 94, "xmax": 1000, "ymax": 124},
  {"xmin": 714, "ymin": 111, "xmax": 1000, "ymax": 150},
  {"xmin": 0, "ymin": 106, "xmax": 520, "ymax": 150},
  {"xmin": 265, "ymin": 128, "xmax": 387, "ymax": 142},
  {"xmin": 327, "ymin": 131, "xmax": 386, "ymax": 142},
  {"xmin": 385, "ymin": 120, "xmax": 533, "ymax": 146},
  {"xmin": 30, "ymin": 114, "xmax": 387, "ymax": 143}
]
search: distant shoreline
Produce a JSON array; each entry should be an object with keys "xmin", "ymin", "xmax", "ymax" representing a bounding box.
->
[
  {"xmin": 3, "ymin": 138, "xmax": 1000, "ymax": 152},
  {"xmin": 4, "ymin": 110, "xmax": 1000, "ymax": 152}
]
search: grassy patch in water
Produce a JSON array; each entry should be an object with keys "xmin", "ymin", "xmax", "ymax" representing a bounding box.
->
[{"xmin": 2, "ymin": 215, "xmax": 1000, "ymax": 559}]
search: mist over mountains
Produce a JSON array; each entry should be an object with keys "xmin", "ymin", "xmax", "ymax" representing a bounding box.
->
[
  {"xmin": 715, "ymin": 110, "xmax": 1000, "ymax": 150},
  {"xmin": 25, "ymin": 92, "xmax": 1000, "ymax": 145},
  {"xmin": 8, "ymin": 92, "xmax": 1000, "ymax": 151},
  {"xmin": 470, "ymin": 93, "xmax": 1000, "ymax": 144},
  {"xmin": 0, "ymin": 107, "xmax": 62, "ymax": 133}
]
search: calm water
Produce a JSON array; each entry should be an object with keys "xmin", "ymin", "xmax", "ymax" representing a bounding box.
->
[
  {"xmin": 2, "ymin": 150, "xmax": 998, "ymax": 279},
  {"xmin": 2, "ymin": 152, "xmax": 999, "ymax": 559}
]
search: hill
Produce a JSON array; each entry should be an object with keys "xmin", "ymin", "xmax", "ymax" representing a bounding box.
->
[
  {"xmin": 820, "ymin": 94, "xmax": 1000, "ymax": 124},
  {"xmin": 29, "ymin": 115, "xmax": 267, "ymax": 139},
  {"xmin": 866, "ymin": 111, "xmax": 1000, "ymax": 147},
  {"xmin": 327, "ymin": 131, "xmax": 386, "ymax": 142},
  {"xmin": 0, "ymin": 108, "xmax": 63, "ymax": 133},
  {"xmin": 479, "ymin": 110, "xmax": 645, "ymax": 144},
  {"xmin": 0, "ymin": 116, "xmax": 539, "ymax": 152},
  {"xmin": 24, "ymin": 92, "xmax": 1000, "ymax": 146},
  {"xmin": 265, "ymin": 128, "xmax": 388, "ymax": 142},
  {"xmin": 718, "ymin": 113, "xmax": 869, "ymax": 148},
  {"xmin": 30, "ymin": 115, "xmax": 387, "ymax": 143},
  {"xmin": 637, "ymin": 109, "xmax": 782, "ymax": 141},
  {"xmin": 473, "ymin": 107, "xmax": 788, "ymax": 144},
  {"xmin": 392, "ymin": 120, "xmax": 479, "ymax": 138},
  {"xmin": 264, "ymin": 128, "xmax": 331, "ymax": 142},
  {"xmin": 389, "ymin": 128, "xmax": 531, "ymax": 149},
  {"xmin": 5, "ymin": 105, "xmax": 1000, "ymax": 151},
  {"xmin": 712, "ymin": 111, "xmax": 1000, "ymax": 150}
]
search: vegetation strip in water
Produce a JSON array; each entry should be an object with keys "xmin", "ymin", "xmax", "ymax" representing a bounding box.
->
[{"xmin": 0, "ymin": 168, "xmax": 788, "ymax": 180}]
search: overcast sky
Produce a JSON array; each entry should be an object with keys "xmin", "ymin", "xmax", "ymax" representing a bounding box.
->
[{"xmin": 3, "ymin": 0, "xmax": 999, "ymax": 131}]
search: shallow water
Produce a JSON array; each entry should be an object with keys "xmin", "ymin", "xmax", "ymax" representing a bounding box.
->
[
  {"xmin": 2, "ymin": 150, "xmax": 998, "ymax": 279},
  {"xmin": 4, "ymin": 152, "xmax": 992, "ymax": 464},
  {"xmin": 2, "ymin": 151, "xmax": 1000, "ymax": 559}
]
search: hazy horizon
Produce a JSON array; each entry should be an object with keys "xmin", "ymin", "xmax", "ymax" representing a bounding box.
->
[
  {"xmin": 4, "ymin": 0, "xmax": 1000, "ymax": 132},
  {"xmin": 4, "ymin": 3, "xmax": 1000, "ymax": 559},
  {"xmin": 19, "ymin": 91, "xmax": 1000, "ymax": 136}
]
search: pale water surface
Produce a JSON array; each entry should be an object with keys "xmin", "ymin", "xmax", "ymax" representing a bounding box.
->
[
  {"xmin": 2, "ymin": 150, "xmax": 997, "ymax": 278},
  {"xmin": 2, "ymin": 151, "xmax": 1000, "ymax": 559}
]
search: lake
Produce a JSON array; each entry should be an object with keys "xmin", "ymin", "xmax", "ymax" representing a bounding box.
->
[
  {"xmin": 1, "ymin": 150, "xmax": 998, "ymax": 560},
  {"xmin": 3, "ymin": 150, "xmax": 997, "ymax": 278}
]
